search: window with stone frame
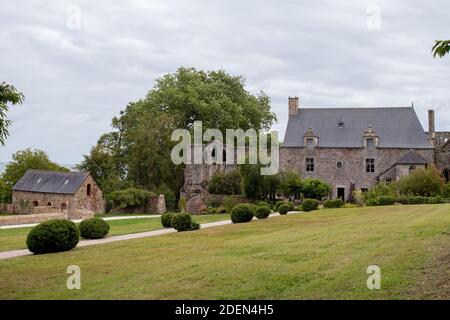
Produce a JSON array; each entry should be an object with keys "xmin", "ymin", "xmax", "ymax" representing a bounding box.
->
[
  {"xmin": 306, "ymin": 157, "xmax": 314, "ymax": 172},
  {"xmin": 366, "ymin": 158, "xmax": 375, "ymax": 173}
]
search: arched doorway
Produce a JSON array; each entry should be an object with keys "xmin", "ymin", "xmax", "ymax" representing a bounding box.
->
[
  {"xmin": 32, "ymin": 201, "xmax": 38, "ymax": 207},
  {"xmin": 443, "ymin": 168, "xmax": 450, "ymax": 183},
  {"xmin": 61, "ymin": 203, "xmax": 67, "ymax": 211}
]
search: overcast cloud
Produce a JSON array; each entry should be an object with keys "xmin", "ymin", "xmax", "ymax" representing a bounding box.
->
[{"xmin": 1, "ymin": 0, "xmax": 449, "ymax": 164}]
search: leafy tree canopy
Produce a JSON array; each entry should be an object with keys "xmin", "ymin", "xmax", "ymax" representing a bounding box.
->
[
  {"xmin": 0, "ymin": 149, "xmax": 69, "ymax": 202},
  {"xmin": 0, "ymin": 82, "xmax": 24, "ymax": 145},
  {"xmin": 79, "ymin": 67, "xmax": 277, "ymax": 200},
  {"xmin": 432, "ymin": 40, "xmax": 450, "ymax": 58}
]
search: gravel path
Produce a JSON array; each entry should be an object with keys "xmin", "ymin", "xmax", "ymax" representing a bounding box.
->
[{"xmin": 0, "ymin": 212, "xmax": 298, "ymax": 261}]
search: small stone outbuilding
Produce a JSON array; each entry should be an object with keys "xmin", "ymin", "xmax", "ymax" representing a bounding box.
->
[{"xmin": 12, "ymin": 170, "xmax": 105, "ymax": 218}]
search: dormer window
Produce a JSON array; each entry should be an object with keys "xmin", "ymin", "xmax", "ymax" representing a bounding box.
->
[
  {"xmin": 303, "ymin": 128, "xmax": 318, "ymax": 150},
  {"xmin": 363, "ymin": 124, "xmax": 379, "ymax": 149}
]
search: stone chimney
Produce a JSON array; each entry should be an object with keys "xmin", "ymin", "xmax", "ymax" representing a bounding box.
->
[
  {"xmin": 428, "ymin": 110, "xmax": 435, "ymax": 135},
  {"xmin": 428, "ymin": 109, "xmax": 436, "ymax": 146},
  {"xmin": 288, "ymin": 96, "xmax": 299, "ymax": 116}
]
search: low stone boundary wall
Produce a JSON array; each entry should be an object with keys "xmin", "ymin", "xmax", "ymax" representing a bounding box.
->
[{"xmin": 0, "ymin": 212, "xmax": 68, "ymax": 226}]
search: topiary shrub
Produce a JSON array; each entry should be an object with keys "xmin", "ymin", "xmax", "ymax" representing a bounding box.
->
[
  {"xmin": 161, "ymin": 213, "xmax": 174, "ymax": 228},
  {"xmin": 26, "ymin": 219, "xmax": 80, "ymax": 254},
  {"xmin": 217, "ymin": 207, "xmax": 227, "ymax": 214},
  {"xmin": 275, "ymin": 201, "xmax": 294, "ymax": 211},
  {"xmin": 256, "ymin": 201, "xmax": 271, "ymax": 209},
  {"xmin": 302, "ymin": 199, "xmax": 317, "ymax": 212},
  {"xmin": 231, "ymin": 204, "xmax": 254, "ymax": 223},
  {"xmin": 79, "ymin": 218, "xmax": 110, "ymax": 239},
  {"xmin": 254, "ymin": 206, "xmax": 271, "ymax": 219},
  {"xmin": 275, "ymin": 201, "xmax": 286, "ymax": 210},
  {"xmin": 171, "ymin": 213, "xmax": 200, "ymax": 232},
  {"xmin": 278, "ymin": 203, "xmax": 290, "ymax": 215},
  {"xmin": 323, "ymin": 199, "xmax": 344, "ymax": 208}
]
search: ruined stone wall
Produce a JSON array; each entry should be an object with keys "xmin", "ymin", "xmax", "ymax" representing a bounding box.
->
[{"xmin": 280, "ymin": 147, "xmax": 435, "ymax": 200}]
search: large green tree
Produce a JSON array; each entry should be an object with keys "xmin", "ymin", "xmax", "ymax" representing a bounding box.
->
[
  {"xmin": 432, "ymin": 40, "xmax": 450, "ymax": 58},
  {"xmin": 0, "ymin": 82, "xmax": 24, "ymax": 145},
  {"xmin": 79, "ymin": 67, "xmax": 277, "ymax": 199},
  {"xmin": 0, "ymin": 149, "xmax": 69, "ymax": 202}
]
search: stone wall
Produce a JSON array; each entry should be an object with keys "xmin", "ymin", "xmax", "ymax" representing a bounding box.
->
[
  {"xmin": 0, "ymin": 212, "xmax": 68, "ymax": 226},
  {"xmin": 280, "ymin": 147, "xmax": 435, "ymax": 200}
]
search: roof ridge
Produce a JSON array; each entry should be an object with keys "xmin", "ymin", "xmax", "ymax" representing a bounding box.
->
[{"xmin": 27, "ymin": 169, "xmax": 86, "ymax": 174}]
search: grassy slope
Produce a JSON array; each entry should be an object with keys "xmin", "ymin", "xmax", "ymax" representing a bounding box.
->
[
  {"xmin": 0, "ymin": 214, "xmax": 230, "ymax": 252},
  {"xmin": 0, "ymin": 205, "xmax": 449, "ymax": 299}
]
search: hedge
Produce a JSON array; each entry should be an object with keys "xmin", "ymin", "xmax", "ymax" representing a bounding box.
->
[{"xmin": 323, "ymin": 199, "xmax": 344, "ymax": 208}]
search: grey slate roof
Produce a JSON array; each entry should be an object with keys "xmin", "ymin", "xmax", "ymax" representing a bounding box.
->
[
  {"xmin": 12, "ymin": 170, "xmax": 89, "ymax": 194},
  {"xmin": 396, "ymin": 150, "xmax": 428, "ymax": 164},
  {"xmin": 283, "ymin": 107, "xmax": 433, "ymax": 149}
]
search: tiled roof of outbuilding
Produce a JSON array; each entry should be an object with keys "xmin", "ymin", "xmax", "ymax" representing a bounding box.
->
[{"xmin": 12, "ymin": 170, "xmax": 89, "ymax": 194}]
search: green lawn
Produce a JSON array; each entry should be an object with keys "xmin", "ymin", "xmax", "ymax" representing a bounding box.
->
[
  {"xmin": 0, "ymin": 204, "xmax": 449, "ymax": 299},
  {"xmin": 0, "ymin": 214, "xmax": 230, "ymax": 252}
]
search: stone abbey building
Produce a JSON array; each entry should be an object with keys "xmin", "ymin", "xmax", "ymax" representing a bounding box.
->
[
  {"xmin": 281, "ymin": 97, "xmax": 450, "ymax": 200},
  {"xmin": 183, "ymin": 97, "xmax": 450, "ymax": 209}
]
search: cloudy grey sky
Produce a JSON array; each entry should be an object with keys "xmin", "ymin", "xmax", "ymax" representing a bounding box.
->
[{"xmin": 1, "ymin": 0, "xmax": 449, "ymax": 164}]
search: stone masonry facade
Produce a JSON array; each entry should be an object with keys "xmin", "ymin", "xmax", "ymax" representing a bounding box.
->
[{"xmin": 182, "ymin": 97, "xmax": 450, "ymax": 206}]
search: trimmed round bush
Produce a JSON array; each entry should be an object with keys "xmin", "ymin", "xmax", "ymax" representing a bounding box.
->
[
  {"xmin": 231, "ymin": 204, "xmax": 254, "ymax": 223},
  {"xmin": 171, "ymin": 213, "xmax": 194, "ymax": 232},
  {"xmin": 217, "ymin": 207, "xmax": 227, "ymax": 214},
  {"xmin": 278, "ymin": 204, "xmax": 290, "ymax": 215},
  {"xmin": 79, "ymin": 218, "xmax": 110, "ymax": 239},
  {"xmin": 275, "ymin": 201, "xmax": 295, "ymax": 211},
  {"xmin": 323, "ymin": 199, "xmax": 344, "ymax": 208},
  {"xmin": 161, "ymin": 213, "xmax": 174, "ymax": 228},
  {"xmin": 256, "ymin": 201, "xmax": 271, "ymax": 209},
  {"xmin": 255, "ymin": 206, "xmax": 271, "ymax": 219},
  {"xmin": 275, "ymin": 201, "xmax": 286, "ymax": 210},
  {"xmin": 26, "ymin": 219, "xmax": 80, "ymax": 254},
  {"xmin": 302, "ymin": 199, "xmax": 317, "ymax": 212}
]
